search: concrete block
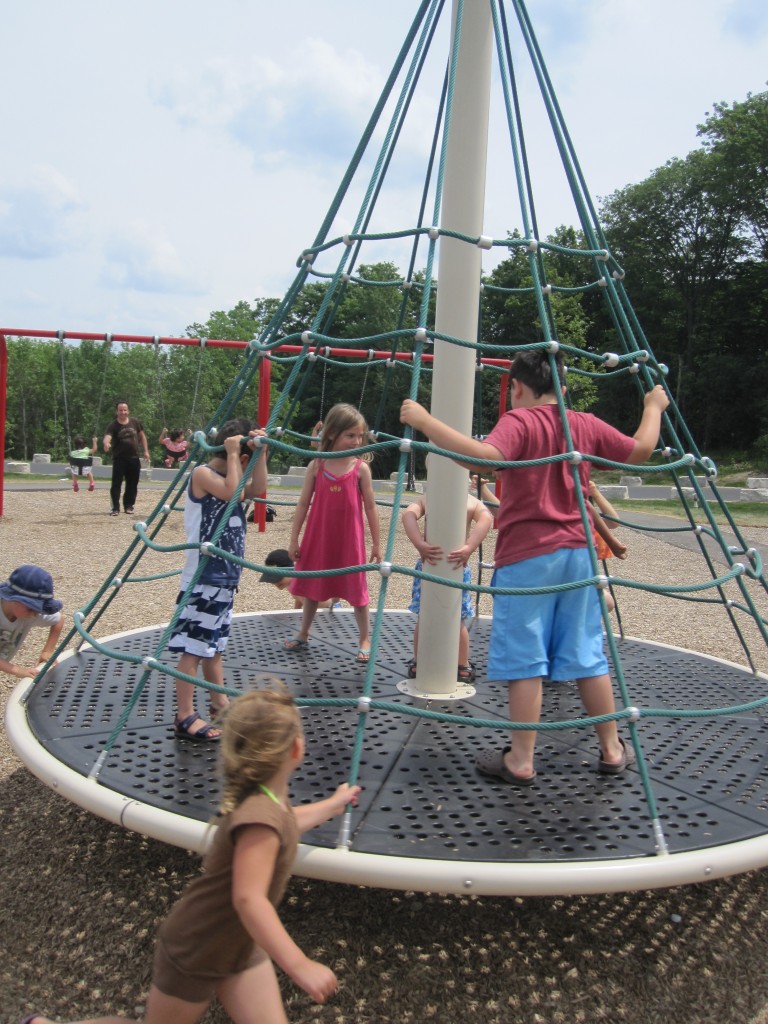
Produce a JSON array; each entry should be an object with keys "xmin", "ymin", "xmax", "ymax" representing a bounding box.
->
[
  {"xmin": 288, "ymin": 466, "xmax": 307, "ymax": 476},
  {"xmin": 619, "ymin": 476, "xmax": 641, "ymax": 487},
  {"xmin": 746, "ymin": 477, "xmax": 768, "ymax": 490},
  {"xmin": 91, "ymin": 456, "xmax": 103, "ymax": 467},
  {"xmin": 32, "ymin": 453, "xmax": 51, "ymax": 463},
  {"xmin": 597, "ymin": 485, "xmax": 628, "ymax": 500},
  {"xmin": 5, "ymin": 461, "xmax": 31, "ymax": 474},
  {"xmin": 741, "ymin": 488, "xmax": 768, "ymax": 502}
]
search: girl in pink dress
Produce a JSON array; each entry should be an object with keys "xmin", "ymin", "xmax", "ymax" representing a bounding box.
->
[{"xmin": 285, "ymin": 404, "xmax": 380, "ymax": 662}]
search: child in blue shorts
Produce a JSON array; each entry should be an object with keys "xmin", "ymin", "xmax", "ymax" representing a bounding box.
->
[
  {"xmin": 401, "ymin": 348, "xmax": 669, "ymax": 784},
  {"xmin": 402, "ymin": 490, "xmax": 492, "ymax": 683},
  {"xmin": 168, "ymin": 418, "xmax": 268, "ymax": 741}
]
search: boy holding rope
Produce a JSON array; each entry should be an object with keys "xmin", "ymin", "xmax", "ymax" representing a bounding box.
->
[{"xmin": 401, "ymin": 348, "xmax": 668, "ymax": 784}]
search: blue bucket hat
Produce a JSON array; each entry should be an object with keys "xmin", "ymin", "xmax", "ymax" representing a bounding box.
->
[{"xmin": 0, "ymin": 565, "xmax": 63, "ymax": 614}]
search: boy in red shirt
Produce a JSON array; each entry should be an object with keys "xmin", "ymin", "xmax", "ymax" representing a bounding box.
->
[{"xmin": 400, "ymin": 348, "xmax": 668, "ymax": 784}]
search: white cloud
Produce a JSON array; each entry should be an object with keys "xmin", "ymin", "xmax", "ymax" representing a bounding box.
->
[
  {"xmin": 0, "ymin": 1, "xmax": 764, "ymax": 335},
  {"xmin": 725, "ymin": 0, "xmax": 768, "ymax": 40},
  {"xmin": 101, "ymin": 222, "xmax": 202, "ymax": 295},
  {"xmin": 153, "ymin": 37, "xmax": 402, "ymax": 172},
  {"xmin": 0, "ymin": 165, "xmax": 84, "ymax": 260}
]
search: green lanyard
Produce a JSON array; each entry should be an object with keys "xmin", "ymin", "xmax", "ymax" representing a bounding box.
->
[{"xmin": 259, "ymin": 783, "xmax": 281, "ymax": 806}]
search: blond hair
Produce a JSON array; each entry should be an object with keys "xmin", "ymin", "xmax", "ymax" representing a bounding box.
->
[{"xmin": 217, "ymin": 683, "xmax": 302, "ymax": 814}]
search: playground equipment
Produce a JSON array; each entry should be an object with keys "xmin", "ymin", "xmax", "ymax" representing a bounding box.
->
[{"xmin": 5, "ymin": 0, "xmax": 768, "ymax": 895}]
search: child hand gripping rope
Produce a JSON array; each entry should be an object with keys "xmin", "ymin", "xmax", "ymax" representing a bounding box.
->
[{"xmin": 19, "ymin": 685, "xmax": 362, "ymax": 1024}]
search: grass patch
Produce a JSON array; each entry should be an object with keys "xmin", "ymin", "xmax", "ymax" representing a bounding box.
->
[
  {"xmin": 3, "ymin": 472, "xmax": 75, "ymax": 482},
  {"xmin": 614, "ymin": 499, "xmax": 768, "ymax": 530}
]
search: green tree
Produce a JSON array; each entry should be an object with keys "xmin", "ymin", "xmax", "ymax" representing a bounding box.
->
[
  {"xmin": 479, "ymin": 227, "xmax": 600, "ymax": 436},
  {"xmin": 698, "ymin": 90, "xmax": 768, "ymax": 259},
  {"xmin": 600, "ymin": 149, "xmax": 752, "ymax": 440},
  {"xmin": 185, "ymin": 298, "xmax": 286, "ymax": 442},
  {"xmin": 247, "ymin": 262, "xmax": 428, "ymax": 476}
]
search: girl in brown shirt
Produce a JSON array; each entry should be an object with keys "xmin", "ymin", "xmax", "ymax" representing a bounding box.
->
[{"xmin": 23, "ymin": 686, "xmax": 360, "ymax": 1024}]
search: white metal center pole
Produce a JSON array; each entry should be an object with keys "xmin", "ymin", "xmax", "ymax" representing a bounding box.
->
[{"xmin": 406, "ymin": 0, "xmax": 493, "ymax": 698}]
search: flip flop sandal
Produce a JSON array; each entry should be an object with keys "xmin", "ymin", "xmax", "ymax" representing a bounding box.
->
[
  {"xmin": 597, "ymin": 737, "xmax": 635, "ymax": 775},
  {"xmin": 406, "ymin": 658, "xmax": 418, "ymax": 679},
  {"xmin": 174, "ymin": 713, "xmax": 221, "ymax": 742},
  {"xmin": 356, "ymin": 648, "xmax": 371, "ymax": 663},
  {"xmin": 284, "ymin": 637, "xmax": 310, "ymax": 652},
  {"xmin": 476, "ymin": 746, "xmax": 536, "ymax": 786},
  {"xmin": 457, "ymin": 662, "xmax": 476, "ymax": 683}
]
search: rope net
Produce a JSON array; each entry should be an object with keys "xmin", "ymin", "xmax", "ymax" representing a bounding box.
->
[{"xmin": 11, "ymin": 0, "xmax": 768, "ymax": 890}]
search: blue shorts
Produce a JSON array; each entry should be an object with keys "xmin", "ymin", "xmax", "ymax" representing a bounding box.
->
[
  {"xmin": 168, "ymin": 584, "xmax": 234, "ymax": 659},
  {"xmin": 409, "ymin": 560, "xmax": 474, "ymax": 621},
  {"xmin": 487, "ymin": 548, "xmax": 607, "ymax": 682}
]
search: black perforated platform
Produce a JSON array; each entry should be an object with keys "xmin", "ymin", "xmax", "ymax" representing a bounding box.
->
[{"xmin": 23, "ymin": 610, "xmax": 768, "ymax": 864}]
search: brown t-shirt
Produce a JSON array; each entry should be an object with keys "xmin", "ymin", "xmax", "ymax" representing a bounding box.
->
[
  {"xmin": 156, "ymin": 793, "xmax": 299, "ymax": 978},
  {"xmin": 105, "ymin": 416, "xmax": 144, "ymax": 459}
]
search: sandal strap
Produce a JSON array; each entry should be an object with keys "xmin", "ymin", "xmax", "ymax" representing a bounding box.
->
[
  {"xmin": 175, "ymin": 712, "xmax": 200, "ymax": 731},
  {"xmin": 175, "ymin": 713, "xmax": 218, "ymax": 738}
]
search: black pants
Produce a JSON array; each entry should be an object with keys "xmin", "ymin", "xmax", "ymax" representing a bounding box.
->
[{"xmin": 110, "ymin": 455, "xmax": 141, "ymax": 512}]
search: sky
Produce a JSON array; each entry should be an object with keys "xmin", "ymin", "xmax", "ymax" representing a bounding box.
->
[{"xmin": 1, "ymin": 0, "xmax": 766, "ymax": 340}]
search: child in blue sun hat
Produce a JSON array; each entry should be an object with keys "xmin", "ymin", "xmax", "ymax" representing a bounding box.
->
[{"xmin": 0, "ymin": 565, "xmax": 63, "ymax": 680}]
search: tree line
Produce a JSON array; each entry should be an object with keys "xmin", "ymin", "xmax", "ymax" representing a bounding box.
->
[{"xmin": 4, "ymin": 90, "xmax": 766, "ymax": 474}]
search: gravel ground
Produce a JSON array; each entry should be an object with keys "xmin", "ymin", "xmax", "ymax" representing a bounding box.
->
[{"xmin": 2, "ymin": 485, "xmax": 768, "ymax": 1024}]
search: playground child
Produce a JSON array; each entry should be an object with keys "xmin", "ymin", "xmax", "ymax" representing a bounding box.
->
[
  {"xmin": 400, "ymin": 348, "xmax": 669, "ymax": 784},
  {"xmin": 402, "ymin": 486, "xmax": 493, "ymax": 683},
  {"xmin": 168, "ymin": 418, "xmax": 269, "ymax": 741},
  {"xmin": 588, "ymin": 479, "xmax": 624, "ymax": 612},
  {"xmin": 0, "ymin": 565, "xmax": 63, "ymax": 680},
  {"xmin": 68, "ymin": 435, "xmax": 98, "ymax": 492},
  {"xmin": 259, "ymin": 549, "xmax": 342, "ymax": 611},
  {"xmin": 285, "ymin": 403, "xmax": 380, "ymax": 662},
  {"xmin": 20, "ymin": 685, "xmax": 361, "ymax": 1024},
  {"xmin": 470, "ymin": 474, "xmax": 500, "ymax": 509},
  {"xmin": 159, "ymin": 426, "xmax": 190, "ymax": 468}
]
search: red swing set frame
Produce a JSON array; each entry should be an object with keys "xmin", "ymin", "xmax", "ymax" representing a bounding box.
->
[{"xmin": 0, "ymin": 327, "xmax": 510, "ymax": 519}]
